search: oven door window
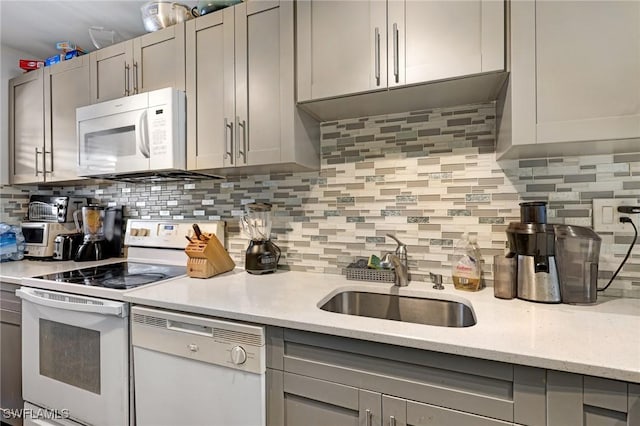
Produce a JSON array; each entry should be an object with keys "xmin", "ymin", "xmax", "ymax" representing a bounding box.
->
[
  {"xmin": 39, "ymin": 319, "xmax": 101, "ymax": 394},
  {"xmin": 78, "ymin": 107, "xmax": 151, "ymax": 175}
]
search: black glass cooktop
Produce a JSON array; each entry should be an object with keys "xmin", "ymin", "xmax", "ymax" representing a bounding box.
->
[{"xmin": 35, "ymin": 262, "xmax": 186, "ymax": 290}]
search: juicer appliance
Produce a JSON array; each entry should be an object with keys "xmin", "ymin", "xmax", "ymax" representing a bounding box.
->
[
  {"xmin": 241, "ymin": 203, "xmax": 281, "ymax": 274},
  {"xmin": 506, "ymin": 201, "xmax": 603, "ymax": 304}
]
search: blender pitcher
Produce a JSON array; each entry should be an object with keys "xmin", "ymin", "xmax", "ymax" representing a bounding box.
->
[
  {"xmin": 241, "ymin": 203, "xmax": 281, "ymax": 274},
  {"xmin": 74, "ymin": 205, "xmax": 105, "ymax": 242}
]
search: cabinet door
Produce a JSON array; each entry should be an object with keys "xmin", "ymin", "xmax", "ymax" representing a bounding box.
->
[
  {"xmin": 90, "ymin": 40, "xmax": 133, "ymax": 103},
  {"xmin": 535, "ymin": 1, "xmax": 640, "ymax": 144},
  {"xmin": 9, "ymin": 69, "xmax": 44, "ymax": 184},
  {"xmin": 186, "ymin": 7, "xmax": 234, "ymax": 170},
  {"xmin": 1, "ymin": 282, "xmax": 22, "ymax": 426},
  {"xmin": 406, "ymin": 400, "xmax": 512, "ymax": 426},
  {"xmin": 282, "ymin": 372, "xmax": 384, "ymax": 426},
  {"xmin": 390, "ymin": 0, "xmax": 503, "ymax": 87},
  {"xmin": 297, "ymin": 0, "xmax": 387, "ymax": 101},
  {"xmin": 283, "ymin": 372, "xmax": 362, "ymax": 425},
  {"xmin": 383, "ymin": 395, "xmax": 407, "ymax": 426},
  {"xmin": 133, "ymin": 23, "xmax": 186, "ymax": 94},
  {"xmin": 44, "ymin": 56, "xmax": 91, "ymax": 183},
  {"xmin": 236, "ymin": 1, "xmax": 282, "ymax": 166}
]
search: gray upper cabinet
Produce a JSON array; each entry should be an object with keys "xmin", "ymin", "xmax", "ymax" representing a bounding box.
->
[
  {"xmin": 296, "ymin": 0, "xmax": 506, "ymax": 121},
  {"xmin": 187, "ymin": 0, "xmax": 319, "ymax": 175},
  {"xmin": 296, "ymin": 0, "xmax": 387, "ymax": 101},
  {"xmin": 9, "ymin": 68, "xmax": 44, "ymax": 184},
  {"xmin": 297, "ymin": 0, "xmax": 504, "ymax": 101},
  {"xmin": 90, "ymin": 23, "xmax": 185, "ymax": 103},
  {"xmin": 497, "ymin": 0, "xmax": 640, "ymax": 159},
  {"xmin": 390, "ymin": 0, "xmax": 504, "ymax": 87},
  {"xmin": 185, "ymin": 7, "xmax": 230, "ymax": 170},
  {"xmin": 9, "ymin": 56, "xmax": 90, "ymax": 185},
  {"xmin": 44, "ymin": 56, "xmax": 91, "ymax": 183}
]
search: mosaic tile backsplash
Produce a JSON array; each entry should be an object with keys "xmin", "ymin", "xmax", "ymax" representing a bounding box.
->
[{"xmin": 2, "ymin": 102, "xmax": 639, "ymax": 298}]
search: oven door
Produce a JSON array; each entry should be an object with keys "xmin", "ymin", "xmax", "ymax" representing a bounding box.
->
[{"xmin": 16, "ymin": 287, "xmax": 129, "ymax": 426}]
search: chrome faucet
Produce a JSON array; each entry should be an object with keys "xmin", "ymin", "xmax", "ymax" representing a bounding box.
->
[{"xmin": 387, "ymin": 234, "xmax": 409, "ymax": 286}]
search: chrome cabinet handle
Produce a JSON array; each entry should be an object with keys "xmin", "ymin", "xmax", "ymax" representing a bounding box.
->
[
  {"xmin": 237, "ymin": 118, "xmax": 247, "ymax": 163},
  {"xmin": 374, "ymin": 27, "xmax": 381, "ymax": 86},
  {"xmin": 34, "ymin": 147, "xmax": 41, "ymax": 176},
  {"xmin": 389, "ymin": 415, "xmax": 396, "ymax": 426},
  {"xmin": 393, "ymin": 23, "xmax": 399, "ymax": 83},
  {"xmin": 44, "ymin": 149, "xmax": 52, "ymax": 174},
  {"xmin": 133, "ymin": 62, "xmax": 139, "ymax": 94},
  {"xmin": 366, "ymin": 409, "xmax": 372, "ymax": 426},
  {"xmin": 224, "ymin": 118, "xmax": 234, "ymax": 164},
  {"xmin": 124, "ymin": 63, "xmax": 130, "ymax": 96}
]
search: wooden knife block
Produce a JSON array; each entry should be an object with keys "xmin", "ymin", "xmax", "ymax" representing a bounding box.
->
[{"xmin": 185, "ymin": 233, "xmax": 235, "ymax": 278}]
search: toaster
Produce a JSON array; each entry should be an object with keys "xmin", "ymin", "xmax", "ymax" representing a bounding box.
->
[{"xmin": 53, "ymin": 233, "xmax": 84, "ymax": 261}]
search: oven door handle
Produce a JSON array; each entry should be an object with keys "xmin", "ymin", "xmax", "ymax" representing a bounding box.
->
[{"xmin": 16, "ymin": 287, "xmax": 127, "ymax": 318}]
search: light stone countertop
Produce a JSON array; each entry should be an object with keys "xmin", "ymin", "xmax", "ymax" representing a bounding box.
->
[
  {"xmin": 0, "ymin": 258, "xmax": 124, "ymax": 285},
  {"xmin": 3, "ymin": 260, "xmax": 639, "ymax": 383},
  {"xmin": 122, "ymin": 269, "xmax": 640, "ymax": 383}
]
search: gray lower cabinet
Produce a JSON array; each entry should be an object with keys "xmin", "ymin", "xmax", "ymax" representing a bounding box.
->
[
  {"xmin": 1, "ymin": 282, "xmax": 22, "ymax": 426},
  {"xmin": 266, "ymin": 328, "xmax": 640, "ymax": 426}
]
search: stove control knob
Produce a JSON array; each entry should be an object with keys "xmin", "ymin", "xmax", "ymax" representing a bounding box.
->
[{"xmin": 230, "ymin": 346, "xmax": 247, "ymax": 365}]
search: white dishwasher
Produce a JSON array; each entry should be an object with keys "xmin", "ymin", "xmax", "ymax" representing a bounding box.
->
[{"xmin": 131, "ymin": 306, "xmax": 266, "ymax": 426}]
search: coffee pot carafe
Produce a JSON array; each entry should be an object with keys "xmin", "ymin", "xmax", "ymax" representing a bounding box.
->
[{"xmin": 240, "ymin": 203, "xmax": 281, "ymax": 274}]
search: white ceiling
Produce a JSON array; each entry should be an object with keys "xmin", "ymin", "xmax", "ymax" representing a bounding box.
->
[{"xmin": 0, "ymin": 0, "xmax": 198, "ymax": 59}]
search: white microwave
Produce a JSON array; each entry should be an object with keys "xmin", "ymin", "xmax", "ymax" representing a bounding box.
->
[{"xmin": 77, "ymin": 87, "xmax": 219, "ymax": 181}]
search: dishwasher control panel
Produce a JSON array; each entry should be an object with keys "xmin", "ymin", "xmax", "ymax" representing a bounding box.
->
[{"xmin": 131, "ymin": 306, "xmax": 265, "ymax": 375}]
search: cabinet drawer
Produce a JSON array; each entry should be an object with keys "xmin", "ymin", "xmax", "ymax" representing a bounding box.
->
[
  {"xmin": 0, "ymin": 283, "xmax": 21, "ymax": 315},
  {"xmin": 284, "ymin": 372, "xmax": 359, "ymax": 411},
  {"xmin": 584, "ymin": 376, "xmax": 628, "ymax": 413}
]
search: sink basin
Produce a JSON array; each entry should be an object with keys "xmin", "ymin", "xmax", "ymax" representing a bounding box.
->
[{"xmin": 320, "ymin": 291, "xmax": 476, "ymax": 327}]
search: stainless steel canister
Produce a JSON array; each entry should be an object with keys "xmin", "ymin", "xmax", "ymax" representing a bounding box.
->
[{"xmin": 493, "ymin": 255, "xmax": 517, "ymax": 299}]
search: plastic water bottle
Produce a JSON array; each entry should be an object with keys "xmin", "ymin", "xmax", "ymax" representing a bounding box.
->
[
  {"xmin": 9, "ymin": 225, "xmax": 25, "ymax": 261},
  {"xmin": 0, "ymin": 223, "xmax": 24, "ymax": 262}
]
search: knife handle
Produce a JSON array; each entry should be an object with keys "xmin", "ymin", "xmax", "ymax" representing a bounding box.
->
[{"xmin": 193, "ymin": 223, "xmax": 203, "ymax": 240}]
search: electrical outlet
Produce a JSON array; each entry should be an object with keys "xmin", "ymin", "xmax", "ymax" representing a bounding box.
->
[{"xmin": 592, "ymin": 198, "xmax": 638, "ymax": 232}]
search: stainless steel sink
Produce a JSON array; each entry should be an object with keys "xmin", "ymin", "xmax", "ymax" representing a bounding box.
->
[{"xmin": 320, "ymin": 291, "xmax": 476, "ymax": 327}]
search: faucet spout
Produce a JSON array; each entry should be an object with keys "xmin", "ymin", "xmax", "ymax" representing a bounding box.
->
[{"xmin": 388, "ymin": 254, "xmax": 409, "ymax": 286}]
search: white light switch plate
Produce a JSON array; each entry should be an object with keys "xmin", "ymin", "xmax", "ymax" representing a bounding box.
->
[{"xmin": 592, "ymin": 198, "xmax": 638, "ymax": 232}]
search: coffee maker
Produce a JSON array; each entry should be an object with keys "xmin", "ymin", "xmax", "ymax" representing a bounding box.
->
[
  {"xmin": 73, "ymin": 205, "xmax": 123, "ymax": 261},
  {"xmin": 506, "ymin": 202, "xmax": 561, "ymax": 303},
  {"xmin": 241, "ymin": 203, "xmax": 281, "ymax": 274}
]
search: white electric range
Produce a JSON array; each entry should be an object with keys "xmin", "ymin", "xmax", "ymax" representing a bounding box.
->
[{"xmin": 17, "ymin": 219, "xmax": 225, "ymax": 426}]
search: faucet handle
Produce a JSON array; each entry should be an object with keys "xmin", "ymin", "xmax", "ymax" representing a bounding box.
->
[
  {"xmin": 430, "ymin": 273, "xmax": 444, "ymax": 290},
  {"xmin": 386, "ymin": 233, "xmax": 407, "ymax": 256}
]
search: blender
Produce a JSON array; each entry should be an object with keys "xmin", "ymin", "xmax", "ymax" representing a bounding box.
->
[
  {"xmin": 73, "ymin": 205, "xmax": 106, "ymax": 261},
  {"xmin": 241, "ymin": 203, "xmax": 281, "ymax": 274}
]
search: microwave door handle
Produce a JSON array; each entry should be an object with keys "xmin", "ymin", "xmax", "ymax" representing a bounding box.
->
[
  {"xmin": 135, "ymin": 110, "xmax": 150, "ymax": 159},
  {"xmin": 16, "ymin": 287, "xmax": 127, "ymax": 317}
]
